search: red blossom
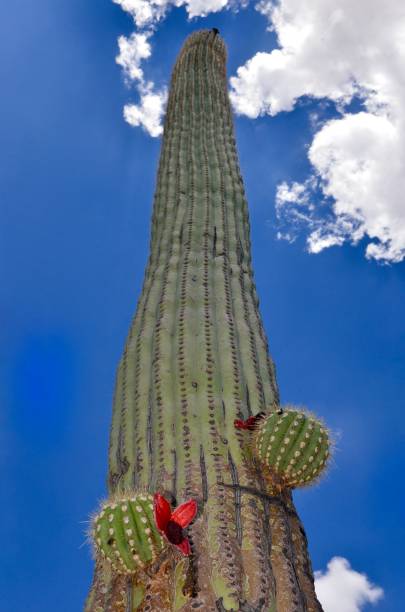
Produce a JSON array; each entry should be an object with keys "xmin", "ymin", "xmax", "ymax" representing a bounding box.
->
[
  {"xmin": 153, "ymin": 493, "xmax": 197, "ymax": 556},
  {"xmin": 234, "ymin": 412, "xmax": 266, "ymax": 431}
]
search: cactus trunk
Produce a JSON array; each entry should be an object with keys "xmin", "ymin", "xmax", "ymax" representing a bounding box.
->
[{"xmin": 86, "ymin": 30, "xmax": 322, "ymax": 611}]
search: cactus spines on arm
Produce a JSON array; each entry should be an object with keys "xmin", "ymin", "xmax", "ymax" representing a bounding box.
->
[
  {"xmin": 86, "ymin": 29, "xmax": 323, "ymax": 611},
  {"xmin": 92, "ymin": 493, "xmax": 165, "ymax": 574},
  {"xmin": 253, "ymin": 407, "xmax": 331, "ymax": 490}
]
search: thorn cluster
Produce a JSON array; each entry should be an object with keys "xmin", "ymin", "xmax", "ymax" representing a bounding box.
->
[
  {"xmin": 92, "ymin": 493, "xmax": 165, "ymax": 575},
  {"xmin": 252, "ymin": 407, "xmax": 331, "ymax": 488}
]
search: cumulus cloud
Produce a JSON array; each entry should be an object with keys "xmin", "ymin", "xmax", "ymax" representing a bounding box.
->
[
  {"xmin": 112, "ymin": 0, "xmax": 169, "ymax": 29},
  {"xmin": 114, "ymin": 29, "xmax": 167, "ymax": 136},
  {"xmin": 113, "ymin": 0, "xmax": 241, "ymax": 27},
  {"xmin": 315, "ymin": 557, "xmax": 383, "ymax": 612},
  {"xmin": 123, "ymin": 85, "xmax": 168, "ymax": 136},
  {"xmin": 116, "ymin": 31, "xmax": 152, "ymax": 82},
  {"xmin": 276, "ymin": 111, "xmax": 405, "ymax": 262},
  {"xmin": 230, "ymin": 0, "xmax": 405, "ymax": 262},
  {"xmin": 113, "ymin": 0, "xmax": 246, "ymax": 135}
]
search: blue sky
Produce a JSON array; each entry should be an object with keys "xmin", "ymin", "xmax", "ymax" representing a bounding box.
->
[{"xmin": 1, "ymin": 1, "xmax": 404, "ymax": 610}]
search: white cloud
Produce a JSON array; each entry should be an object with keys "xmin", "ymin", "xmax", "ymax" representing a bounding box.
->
[
  {"xmin": 315, "ymin": 557, "xmax": 383, "ymax": 612},
  {"xmin": 116, "ymin": 31, "xmax": 152, "ymax": 81},
  {"xmin": 123, "ymin": 85, "xmax": 168, "ymax": 136},
  {"xmin": 231, "ymin": 0, "xmax": 403, "ymax": 117},
  {"xmin": 276, "ymin": 181, "xmax": 309, "ymax": 206},
  {"xmin": 112, "ymin": 0, "xmax": 170, "ymax": 29},
  {"xmin": 114, "ymin": 29, "xmax": 167, "ymax": 136},
  {"xmin": 230, "ymin": 0, "xmax": 405, "ymax": 262},
  {"xmin": 307, "ymin": 112, "xmax": 405, "ymax": 262},
  {"xmin": 113, "ymin": 0, "xmax": 241, "ymax": 28},
  {"xmin": 276, "ymin": 111, "xmax": 405, "ymax": 262},
  {"xmin": 185, "ymin": 0, "xmax": 230, "ymax": 18}
]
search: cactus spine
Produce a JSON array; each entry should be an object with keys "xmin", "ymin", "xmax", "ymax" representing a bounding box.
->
[
  {"xmin": 93, "ymin": 494, "xmax": 165, "ymax": 575},
  {"xmin": 86, "ymin": 30, "xmax": 323, "ymax": 611},
  {"xmin": 253, "ymin": 408, "xmax": 331, "ymax": 489}
]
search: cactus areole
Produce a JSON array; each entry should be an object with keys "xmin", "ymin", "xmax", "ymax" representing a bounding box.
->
[
  {"xmin": 252, "ymin": 408, "xmax": 331, "ymax": 490},
  {"xmin": 93, "ymin": 494, "xmax": 165, "ymax": 574},
  {"xmin": 86, "ymin": 30, "xmax": 324, "ymax": 611}
]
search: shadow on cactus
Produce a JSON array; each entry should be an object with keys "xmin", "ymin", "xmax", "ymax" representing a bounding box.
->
[
  {"xmin": 91, "ymin": 492, "xmax": 165, "ymax": 575},
  {"xmin": 236, "ymin": 406, "xmax": 332, "ymax": 490}
]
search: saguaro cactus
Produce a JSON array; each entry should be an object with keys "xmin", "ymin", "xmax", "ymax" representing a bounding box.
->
[{"xmin": 86, "ymin": 30, "xmax": 323, "ymax": 611}]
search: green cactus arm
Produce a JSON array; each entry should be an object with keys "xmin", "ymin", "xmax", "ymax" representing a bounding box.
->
[{"xmin": 86, "ymin": 30, "xmax": 323, "ymax": 612}]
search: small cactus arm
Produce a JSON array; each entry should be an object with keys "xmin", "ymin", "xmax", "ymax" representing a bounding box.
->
[
  {"xmin": 85, "ymin": 30, "xmax": 324, "ymax": 611},
  {"xmin": 92, "ymin": 493, "xmax": 166, "ymax": 576},
  {"xmin": 253, "ymin": 408, "xmax": 331, "ymax": 490}
]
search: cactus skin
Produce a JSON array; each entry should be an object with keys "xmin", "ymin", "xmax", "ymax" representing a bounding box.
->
[
  {"xmin": 92, "ymin": 493, "xmax": 165, "ymax": 575},
  {"xmin": 86, "ymin": 30, "xmax": 323, "ymax": 611},
  {"xmin": 253, "ymin": 408, "xmax": 330, "ymax": 489}
]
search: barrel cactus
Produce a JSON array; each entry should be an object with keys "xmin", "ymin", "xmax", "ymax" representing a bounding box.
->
[
  {"xmin": 92, "ymin": 493, "xmax": 165, "ymax": 574},
  {"xmin": 253, "ymin": 408, "xmax": 331, "ymax": 489}
]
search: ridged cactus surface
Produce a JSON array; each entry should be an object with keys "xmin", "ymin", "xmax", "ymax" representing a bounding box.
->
[
  {"xmin": 93, "ymin": 494, "xmax": 165, "ymax": 574},
  {"xmin": 253, "ymin": 408, "xmax": 330, "ymax": 489},
  {"xmin": 86, "ymin": 30, "xmax": 322, "ymax": 612}
]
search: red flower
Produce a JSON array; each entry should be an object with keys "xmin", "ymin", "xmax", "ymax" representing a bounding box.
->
[
  {"xmin": 234, "ymin": 412, "xmax": 266, "ymax": 431},
  {"xmin": 153, "ymin": 493, "xmax": 197, "ymax": 556}
]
